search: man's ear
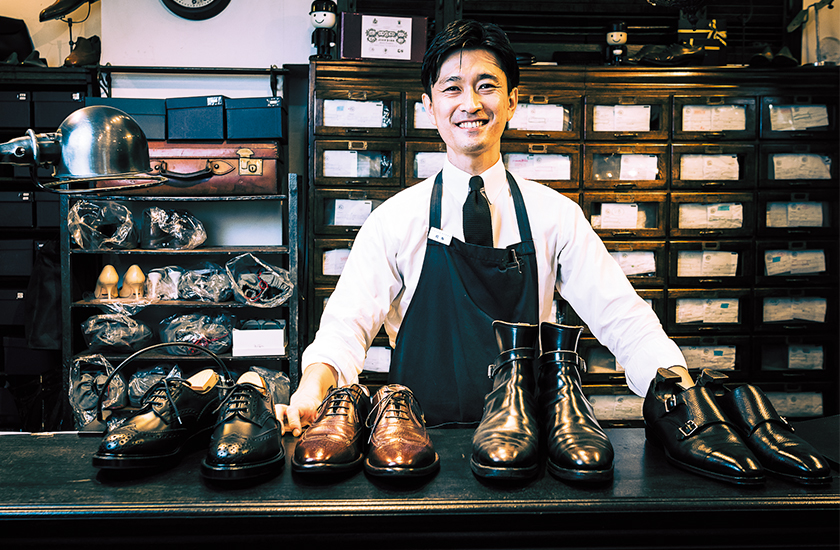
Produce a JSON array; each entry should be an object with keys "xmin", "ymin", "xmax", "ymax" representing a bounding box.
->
[
  {"xmin": 507, "ymin": 86, "xmax": 519, "ymax": 122},
  {"xmin": 421, "ymin": 93, "xmax": 437, "ymax": 128}
]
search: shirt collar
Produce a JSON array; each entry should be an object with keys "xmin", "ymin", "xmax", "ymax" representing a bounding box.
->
[{"xmin": 442, "ymin": 157, "xmax": 507, "ymax": 206}]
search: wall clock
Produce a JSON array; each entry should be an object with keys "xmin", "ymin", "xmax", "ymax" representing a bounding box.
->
[{"xmin": 161, "ymin": 0, "xmax": 232, "ymax": 21}]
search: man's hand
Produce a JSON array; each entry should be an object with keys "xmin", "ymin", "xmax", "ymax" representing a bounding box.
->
[{"xmin": 275, "ymin": 362, "xmax": 338, "ymax": 437}]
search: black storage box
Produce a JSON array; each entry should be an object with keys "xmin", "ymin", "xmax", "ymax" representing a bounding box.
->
[
  {"xmin": 0, "ymin": 239, "xmax": 34, "ymax": 277},
  {"xmin": 0, "ymin": 289, "xmax": 26, "ymax": 326},
  {"xmin": 85, "ymin": 97, "xmax": 166, "ymax": 140},
  {"xmin": 12, "ymin": 165, "xmax": 52, "ymax": 181},
  {"xmin": 2, "ymin": 336, "xmax": 58, "ymax": 375},
  {"xmin": 225, "ymin": 96, "xmax": 285, "ymax": 140},
  {"xmin": 0, "ymin": 192, "xmax": 34, "ymax": 228},
  {"xmin": 166, "ymin": 95, "xmax": 228, "ymax": 140},
  {"xmin": 0, "ymin": 91, "xmax": 31, "ymax": 129},
  {"xmin": 34, "ymin": 191, "xmax": 59, "ymax": 227},
  {"xmin": 31, "ymin": 90, "xmax": 85, "ymax": 129}
]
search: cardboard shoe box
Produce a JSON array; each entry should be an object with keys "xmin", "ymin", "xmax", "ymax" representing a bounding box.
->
[
  {"xmin": 85, "ymin": 97, "xmax": 166, "ymax": 140},
  {"xmin": 166, "ymin": 95, "xmax": 228, "ymax": 140},
  {"xmin": 225, "ymin": 96, "xmax": 285, "ymax": 140},
  {"xmin": 340, "ymin": 13, "xmax": 427, "ymax": 62}
]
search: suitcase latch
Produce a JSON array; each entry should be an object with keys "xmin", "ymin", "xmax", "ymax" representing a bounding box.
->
[{"xmin": 237, "ymin": 148, "xmax": 263, "ymax": 176}]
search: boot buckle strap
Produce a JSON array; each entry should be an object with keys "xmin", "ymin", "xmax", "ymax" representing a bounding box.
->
[
  {"xmin": 677, "ymin": 419, "xmax": 698, "ymax": 440},
  {"xmin": 665, "ymin": 394, "xmax": 678, "ymax": 412}
]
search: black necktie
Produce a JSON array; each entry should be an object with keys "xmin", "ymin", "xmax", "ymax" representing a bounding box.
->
[{"xmin": 463, "ymin": 175, "xmax": 492, "ymax": 246}]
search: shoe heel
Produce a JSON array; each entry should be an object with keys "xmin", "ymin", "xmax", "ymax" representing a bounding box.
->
[
  {"xmin": 119, "ymin": 265, "xmax": 146, "ymax": 299},
  {"xmin": 94, "ymin": 265, "xmax": 119, "ymax": 299}
]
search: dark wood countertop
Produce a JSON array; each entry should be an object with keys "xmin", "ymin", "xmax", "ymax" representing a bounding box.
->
[{"xmin": 0, "ymin": 427, "xmax": 837, "ymax": 548}]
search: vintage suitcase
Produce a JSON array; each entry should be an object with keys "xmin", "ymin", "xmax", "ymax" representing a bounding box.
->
[{"xmin": 96, "ymin": 140, "xmax": 281, "ymax": 196}]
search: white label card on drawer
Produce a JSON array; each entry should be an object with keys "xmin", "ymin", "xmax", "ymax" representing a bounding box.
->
[
  {"xmin": 428, "ymin": 227, "xmax": 452, "ymax": 246},
  {"xmin": 334, "ymin": 199, "xmax": 372, "ymax": 226}
]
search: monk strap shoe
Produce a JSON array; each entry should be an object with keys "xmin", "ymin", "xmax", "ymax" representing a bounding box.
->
[
  {"xmin": 697, "ymin": 371, "xmax": 831, "ymax": 486},
  {"xmin": 292, "ymin": 384, "xmax": 371, "ymax": 474},
  {"xmin": 643, "ymin": 367, "xmax": 765, "ymax": 486}
]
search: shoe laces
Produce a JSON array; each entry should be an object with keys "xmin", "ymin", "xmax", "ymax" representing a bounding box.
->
[
  {"xmin": 213, "ymin": 383, "xmax": 256, "ymax": 422},
  {"xmin": 365, "ymin": 388, "xmax": 414, "ymax": 442},
  {"xmin": 318, "ymin": 386, "xmax": 359, "ymax": 420},
  {"xmin": 141, "ymin": 377, "xmax": 189, "ymax": 425}
]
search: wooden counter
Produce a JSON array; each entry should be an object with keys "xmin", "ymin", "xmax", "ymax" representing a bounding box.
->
[{"xmin": 0, "ymin": 428, "xmax": 837, "ymax": 548}]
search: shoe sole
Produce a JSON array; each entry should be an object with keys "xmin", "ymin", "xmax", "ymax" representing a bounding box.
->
[
  {"xmin": 92, "ymin": 426, "xmax": 213, "ymax": 470},
  {"xmin": 291, "ymin": 454, "xmax": 364, "ymax": 474},
  {"xmin": 201, "ymin": 453, "xmax": 285, "ymax": 481},
  {"xmin": 469, "ymin": 455, "xmax": 538, "ymax": 480},
  {"xmin": 645, "ymin": 425, "xmax": 765, "ymax": 486},
  {"xmin": 364, "ymin": 454, "xmax": 440, "ymax": 477},
  {"xmin": 764, "ymin": 467, "xmax": 832, "ymax": 486},
  {"xmin": 546, "ymin": 458, "xmax": 613, "ymax": 483}
]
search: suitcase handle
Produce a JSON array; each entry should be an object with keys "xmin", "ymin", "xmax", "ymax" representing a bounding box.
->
[{"xmin": 154, "ymin": 160, "xmax": 235, "ymax": 180}]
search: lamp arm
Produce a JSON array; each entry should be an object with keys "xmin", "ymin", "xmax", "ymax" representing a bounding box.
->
[{"xmin": 0, "ymin": 132, "xmax": 62, "ymax": 166}]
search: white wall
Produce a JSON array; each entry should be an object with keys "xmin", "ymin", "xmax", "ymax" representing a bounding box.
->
[{"xmin": 2, "ymin": 0, "xmax": 316, "ymax": 96}]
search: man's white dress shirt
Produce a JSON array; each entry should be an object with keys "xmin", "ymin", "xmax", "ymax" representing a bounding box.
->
[{"xmin": 302, "ymin": 157, "xmax": 686, "ymax": 397}]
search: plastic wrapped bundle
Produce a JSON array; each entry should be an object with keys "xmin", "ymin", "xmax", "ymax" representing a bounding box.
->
[
  {"xmin": 67, "ymin": 200, "xmax": 138, "ymax": 249},
  {"xmin": 179, "ymin": 262, "xmax": 233, "ymax": 303},
  {"xmin": 159, "ymin": 312, "xmax": 233, "ymax": 356},
  {"xmin": 140, "ymin": 206, "xmax": 207, "ymax": 250},
  {"xmin": 226, "ymin": 253, "xmax": 294, "ymax": 308},
  {"xmin": 81, "ymin": 313, "xmax": 154, "ymax": 353},
  {"xmin": 67, "ymin": 354, "xmax": 126, "ymax": 429},
  {"xmin": 144, "ymin": 266, "xmax": 186, "ymax": 301}
]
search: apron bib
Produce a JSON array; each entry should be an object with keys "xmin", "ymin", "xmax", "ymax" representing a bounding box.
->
[{"xmin": 389, "ymin": 171, "xmax": 540, "ymax": 427}]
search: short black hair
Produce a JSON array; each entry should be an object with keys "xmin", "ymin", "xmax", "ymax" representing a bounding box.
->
[{"xmin": 420, "ymin": 19, "xmax": 519, "ymax": 98}]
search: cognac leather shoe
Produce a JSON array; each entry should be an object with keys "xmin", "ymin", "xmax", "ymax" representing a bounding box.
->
[
  {"xmin": 201, "ymin": 371, "xmax": 284, "ymax": 481},
  {"xmin": 538, "ymin": 322, "xmax": 614, "ymax": 482},
  {"xmin": 93, "ymin": 369, "xmax": 223, "ymax": 469},
  {"xmin": 471, "ymin": 321, "xmax": 540, "ymax": 480},
  {"xmin": 64, "ymin": 35, "xmax": 101, "ymax": 67},
  {"xmin": 365, "ymin": 384, "xmax": 439, "ymax": 477},
  {"xmin": 643, "ymin": 367, "xmax": 765, "ymax": 485},
  {"xmin": 697, "ymin": 371, "xmax": 831, "ymax": 486},
  {"xmin": 292, "ymin": 384, "xmax": 371, "ymax": 474}
]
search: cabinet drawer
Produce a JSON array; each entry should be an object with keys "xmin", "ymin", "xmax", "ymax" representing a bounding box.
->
[
  {"xmin": 760, "ymin": 95, "xmax": 838, "ymax": 139},
  {"xmin": 585, "ymin": 94, "xmax": 670, "ymax": 141},
  {"xmin": 671, "ymin": 143, "xmax": 756, "ymax": 190},
  {"xmin": 753, "ymin": 286, "xmax": 836, "ymax": 333},
  {"xmin": 577, "ymin": 337, "xmax": 631, "ymax": 386},
  {"xmin": 582, "ymin": 191, "xmax": 667, "ymax": 238},
  {"xmin": 504, "ymin": 92, "xmax": 582, "ymax": 141},
  {"xmin": 583, "ymin": 144, "xmax": 667, "ymax": 190},
  {"xmin": 0, "ymin": 192, "xmax": 34, "ymax": 228},
  {"xmin": 669, "ymin": 192, "xmax": 755, "ymax": 238},
  {"xmin": 0, "ymin": 91, "xmax": 31, "ymax": 129},
  {"xmin": 603, "ymin": 240, "xmax": 665, "ymax": 287},
  {"xmin": 754, "ymin": 336, "xmax": 835, "ymax": 386},
  {"xmin": 755, "ymin": 239, "xmax": 836, "ymax": 286},
  {"xmin": 314, "ymin": 140, "xmax": 402, "ymax": 187},
  {"xmin": 313, "ymin": 188, "xmax": 394, "ymax": 236},
  {"xmin": 758, "ymin": 142, "xmax": 837, "ymax": 189},
  {"xmin": 670, "ymin": 335, "xmax": 750, "ymax": 380},
  {"xmin": 502, "ymin": 142, "xmax": 580, "ymax": 189},
  {"xmin": 672, "ymin": 95, "xmax": 757, "ymax": 141},
  {"xmin": 405, "ymin": 93, "xmax": 437, "ymax": 139},
  {"xmin": 668, "ymin": 240, "xmax": 753, "ymax": 288},
  {"xmin": 405, "ymin": 141, "xmax": 446, "ymax": 186},
  {"xmin": 667, "ymin": 288, "xmax": 750, "ymax": 334},
  {"xmin": 314, "ymin": 89, "xmax": 401, "ymax": 137},
  {"xmin": 757, "ymin": 191, "xmax": 837, "ymax": 238},
  {"xmin": 568, "ymin": 289, "xmax": 665, "ymax": 336},
  {"xmin": 313, "ymin": 238, "xmax": 354, "ymax": 285}
]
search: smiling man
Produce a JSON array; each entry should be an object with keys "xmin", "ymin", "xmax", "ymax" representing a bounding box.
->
[{"xmin": 282, "ymin": 20, "xmax": 686, "ymax": 456}]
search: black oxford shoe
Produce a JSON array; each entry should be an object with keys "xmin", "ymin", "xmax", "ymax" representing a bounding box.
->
[
  {"xmin": 93, "ymin": 369, "xmax": 223, "ymax": 470},
  {"xmin": 201, "ymin": 371, "xmax": 284, "ymax": 481},
  {"xmin": 538, "ymin": 322, "xmax": 614, "ymax": 483},
  {"xmin": 643, "ymin": 367, "xmax": 765, "ymax": 486},
  {"xmin": 471, "ymin": 321, "xmax": 540, "ymax": 480},
  {"xmin": 697, "ymin": 371, "xmax": 832, "ymax": 486}
]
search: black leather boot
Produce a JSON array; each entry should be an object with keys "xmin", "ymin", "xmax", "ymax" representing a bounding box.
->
[
  {"xmin": 538, "ymin": 322, "xmax": 614, "ymax": 482},
  {"xmin": 64, "ymin": 35, "xmax": 101, "ymax": 67},
  {"xmin": 470, "ymin": 321, "xmax": 540, "ymax": 479}
]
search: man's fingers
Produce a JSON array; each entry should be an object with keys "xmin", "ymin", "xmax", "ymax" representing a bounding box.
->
[{"xmin": 284, "ymin": 405, "xmax": 303, "ymax": 437}]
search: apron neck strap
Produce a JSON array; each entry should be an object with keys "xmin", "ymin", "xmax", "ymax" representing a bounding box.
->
[{"xmin": 431, "ymin": 170, "xmax": 533, "ymax": 242}]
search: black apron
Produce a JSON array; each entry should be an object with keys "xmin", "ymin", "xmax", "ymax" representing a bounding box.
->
[{"xmin": 389, "ymin": 170, "xmax": 540, "ymax": 427}]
